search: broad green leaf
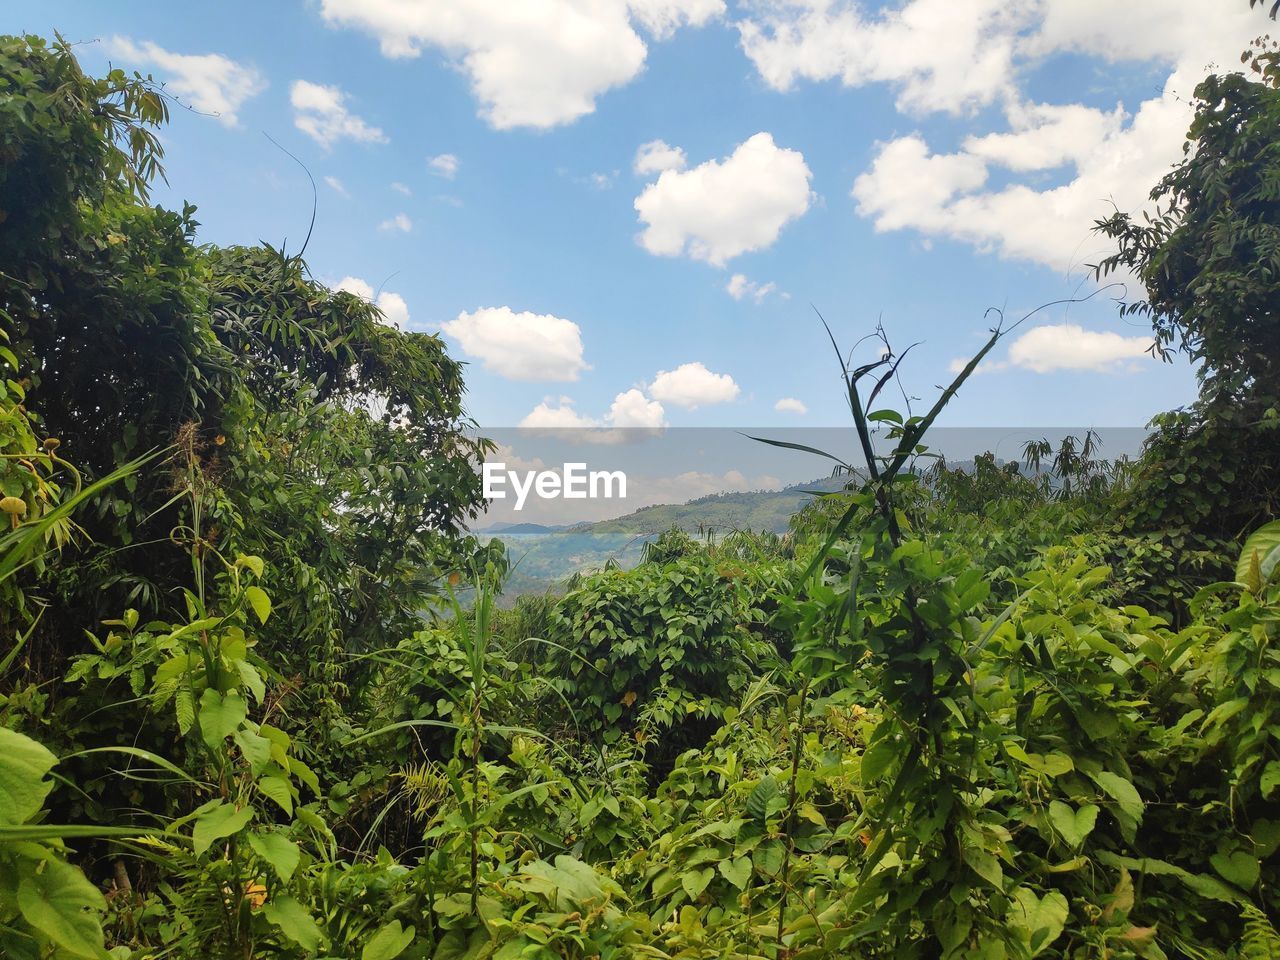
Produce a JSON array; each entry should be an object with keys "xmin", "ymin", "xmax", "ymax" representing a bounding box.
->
[
  {"xmin": 752, "ymin": 839, "xmax": 784, "ymax": 877},
  {"xmin": 681, "ymin": 866, "xmax": 714, "ymax": 900},
  {"xmin": 1091, "ymin": 771, "xmax": 1144, "ymax": 825},
  {"xmin": 746, "ymin": 774, "xmax": 784, "ymax": 822},
  {"xmin": 0, "ymin": 727, "xmax": 57, "ymax": 825},
  {"xmin": 236, "ymin": 554, "xmax": 265, "ymax": 578},
  {"xmin": 198, "ymin": 690, "xmax": 247, "ymax": 750},
  {"xmin": 246, "ymin": 830, "xmax": 300, "ymax": 881},
  {"xmin": 1048, "ymin": 801, "xmax": 1098, "ymax": 848},
  {"xmin": 1007, "ymin": 745, "xmax": 1073, "ymax": 778},
  {"xmin": 962, "ymin": 846, "xmax": 1003, "ymax": 888},
  {"xmin": 1008, "ymin": 887, "xmax": 1068, "ymax": 957},
  {"xmin": 1236, "ymin": 520, "xmax": 1280, "ymax": 590},
  {"xmin": 244, "ymin": 585, "xmax": 272, "ymax": 624},
  {"xmin": 1261, "ymin": 760, "xmax": 1280, "ymax": 799},
  {"xmin": 718, "ymin": 856, "xmax": 751, "ymax": 890},
  {"xmin": 257, "ymin": 772, "xmax": 294, "ymax": 816},
  {"xmin": 192, "ymin": 802, "xmax": 254, "ymax": 857},
  {"xmin": 1210, "ymin": 850, "xmax": 1259, "ymax": 890},
  {"xmin": 362, "ymin": 920, "xmax": 415, "ymax": 960},
  {"xmin": 263, "ymin": 895, "xmax": 324, "ymax": 952},
  {"xmin": 234, "ymin": 728, "xmax": 272, "ymax": 775},
  {"xmin": 16, "ymin": 857, "xmax": 107, "ymax": 958}
]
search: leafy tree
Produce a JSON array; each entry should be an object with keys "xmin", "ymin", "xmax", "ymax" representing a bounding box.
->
[
  {"xmin": 1093, "ymin": 43, "xmax": 1280, "ymax": 592},
  {"xmin": 0, "ymin": 34, "xmax": 489, "ymax": 686}
]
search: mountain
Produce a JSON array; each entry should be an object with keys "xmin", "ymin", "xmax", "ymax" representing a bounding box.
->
[{"xmin": 483, "ymin": 474, "xmax": 851, "ymax": 600}]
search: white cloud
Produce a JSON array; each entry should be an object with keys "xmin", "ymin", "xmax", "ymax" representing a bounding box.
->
[
  {"xmin": 108, "ymin": 37, "xmax": 265, "ymax": 126},
  {"xmin": 324, "ymin": 175, "xmax": 348, "ymax": 196},
  {"xmin": 635, "ymin": 132, "xmax": 813, "ymax": 265},
  {"xmin": 775, "ymin": 397, "xmax": 807, "ymax": 414},
  {"xmin": 519, "ymin": 396, "xmax": 599, "ymax": 429},
  {"xmin": 442, "ymin": 307, "xmax": 589, "ymax": 381},
  {"xmin": 335, "ymin": 276, "xmax": 411, "ymax": 329},
  {"xmin": 742, "ymin": 1, "xmax": 1265, "ymax": 273},
  {"xmin": 608, "ymin": 388, "xmax": 667, "ymax": 428},
  {"xmin": 736, "ymin": 0, "xmax": 1026, "ymax": 115},
  {"xmin": 948, "ymin": 323, "xmax": 1154, "ymax": 374},
  {"xmin": 516, "ymin": 387, "xmax": 667, "ymax": 443},
  {"xmin": 726, "ymin": 273, "xmax": 778, "ymax": 304},
  {"xmin": 628, "ymin": 0, "xmax": 725, "ymax": 39},
  {"xmin": 319, "ymin": 0, "xmax": 722, "ymax": 129},
  {"xmin": 1007, "ymin": 324, "xmax": 1153, "ymax": 373},
  {"xmin": 290, "ymin": 80, "xmax": 388, "ymax": 148},
  {"xmin": 391, "ymin": 181, "xmax": 412, "ymax": 195},
  {"xmin": 648, "ymin": 361, "xmax": 740, "ymax": 408},
  {"xmin": 429, "ymin": 153, "xmax": 459, "ymax": 178},
  {"xmin": 379, "ymin": 213, "xmax": 413, "ymax": 232},
  {"xmin": 633, "ymin": 139, "xmax": 687, "ymax": 175}
]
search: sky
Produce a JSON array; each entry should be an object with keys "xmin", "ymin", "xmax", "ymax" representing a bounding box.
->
[{"xmin": 11, "ymin": 1, "xmax": 1273, "ymax": 436}]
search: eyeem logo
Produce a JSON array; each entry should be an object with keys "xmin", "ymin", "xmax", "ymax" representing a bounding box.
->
[{"xmin": 483, "ymin": 462, "xmax": 627, "ymax": 511}]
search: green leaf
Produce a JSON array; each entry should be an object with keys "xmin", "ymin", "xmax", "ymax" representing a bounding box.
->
[
  {"xmin": 746, "ymin": 774, "xmax": 784, "ymax": 822},
  {"xmin": 16, "ymin": 857, "xmax": 107, "ymax": 959},
  {"xmin": 362, "ymin": 920, "xmax": 415, "ymax": 960},
  {"xmin": 1048, "ymin": 801, "xmax": 1098, "ymax": 848},
  {"xmin": 263, "ymin": 895, "xmax": 325, "ymax": 952},
  {"xmin": 236, "ymin": 554, "xmax": 265, "ymax": 578},
  {"xmin": 1210, "ymin": 850, "xmax": 1260, "ymax": 890},
  {"xmin": 246, "ymin": 830, "xmax": 300, "ymax": 881},
  {"xmin": 199, "ymin": 690, "xmax": 247, "ymax": 750},
  {"xmin": 962, "ymin": 846, "xmax": 1003, "ymax": 888},
  {"xmin": 244, "ymin": 585, "xmax": 272, "ymax": 624},
  {"xmin": 1261, "ymin": 760, "xmax": 1280, "ymax": 800},
  {"xmin": 1008, "ymin": 887, "xmax": 1068, "ymax": 957},
  {"xmin": 718, "ymin": 856, "xmax": 751, "ymax": 890},
  {"xmin": 752, "ymin": 839, "xmax": 784, "ymax": 877},
  {"xmin": 681, "ymin": 866, "xmax": 714, "ymax": 900},
  {"xmin": 1237, "ymin": 520, "xmax": 1280, "ymax": 590},
  {"xmin": 1091, "ymin": 771, "xmax": 1144, "ymax": 825},
  {"xmin": 0, "ymin": 727, "xmax": 57, "ymax": 825},
  {"xmin": 192, "ymin": 802, "xmax": 254, "ymax": 857},
  {"xmin": 234, "ymin": 728, "xmax": 272, "ymax": 775},
  {"xmin": 257, "ymin": 772, "xmax": 294, "ymax": 816}
]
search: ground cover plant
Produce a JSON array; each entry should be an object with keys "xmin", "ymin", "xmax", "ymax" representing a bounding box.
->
[{"xmin": 1, "ymin": 26, "xmax": 1279, "ymax": 960}]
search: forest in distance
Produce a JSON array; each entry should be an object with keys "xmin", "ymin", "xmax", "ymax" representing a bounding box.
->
[{"xmin": 3, "ymin": 9, "xmax": 1280, "ymax": 960}]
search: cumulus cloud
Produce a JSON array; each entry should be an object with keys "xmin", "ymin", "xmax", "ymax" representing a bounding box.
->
[
  {"xmin": 742, "ymin": 1, "xmax": 1264, "ymax": 273},
  {"xmin": 1007, "ymin": 324, "xmax": 1153, "ymax": 373},
  {"xmin": 428, "ymin": 153, "xmax": 459, "ymax": 178},
  {"xmin": 379, "ymin": 213, "xmax": 413, "ymax": 232},
  {"xmin": 635, "ymin": 132, "xmax": 813, "ymax": 265},
  {"xmin": 948, "ymin": 323, "xmax": 1154, "ymax": 374},
  {"xmin": 335, "ymin": 276, "xmax": 411, "ymax": 329},
  {"xmin": 391, "ymin": 181, "xmax": 412, "ymax": 195},
  {"xmin": 648, "ymin": 361, "xmax": 740, "ymax": 408},
  {"xmin": 517, "ymin": 388, "xmax": 667, "ymax": 442},
  {"xmin": 324, "ymin": 175, "xmax": 348, "ymax": 196},
  {"xmin": 736, "ymin": 0, "xmax": 1026, "ymax": 115},
  {"xmin": 726, "ymin": 273, "xmax": 778, "ymax": 304},
  {"xmin": 108, "ymin": 37, "xmax": 265, "ymax": 126},
  {"xmin": 291, "ymin": 80, "xmax": 387, "ymax": 148},
  {"xmin": 775, "ymin": 397, "xmax": 807, "ymax": 414},
  {"xmin": 633, "ymin": 139, "xmax": 687, "ymax": 175},
  {"xmin": 519, "ymin": 396, "xmax": 599, "ymax": 430},
  {"xmin": 442, "ymin": 307, "xmax": 589, "ymax": 382},
  {"xmin": 318, "ymin": 0, "xmax": 722, "ymax": 129},
  {"xmin": 608, "ymin": 388, "xmax": 667, "ymax": 429}
]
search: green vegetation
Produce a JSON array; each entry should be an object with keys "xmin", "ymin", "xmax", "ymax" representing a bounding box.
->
[{"xmin": 2, "ymin": 30, "xmax": 1279, "ymax": 960}]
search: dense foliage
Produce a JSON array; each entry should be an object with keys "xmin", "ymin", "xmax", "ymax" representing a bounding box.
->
[{"xmin": 2, "ymin": 31, "xmax": 1279, "ymax": 960}]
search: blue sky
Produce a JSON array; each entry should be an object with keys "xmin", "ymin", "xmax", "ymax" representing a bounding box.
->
[{"xmin": 14, "ymin": 2, "xmax": 1270, "ymax": 430}]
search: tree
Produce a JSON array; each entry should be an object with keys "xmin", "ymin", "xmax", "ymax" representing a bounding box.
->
[
  {"xmin": 1092, "ymin": 41, "xmax": 1280, "ymax": 605},
  {"xmin": 0, "ymin": 34, "xmax": 490, "ymax": 685}
]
